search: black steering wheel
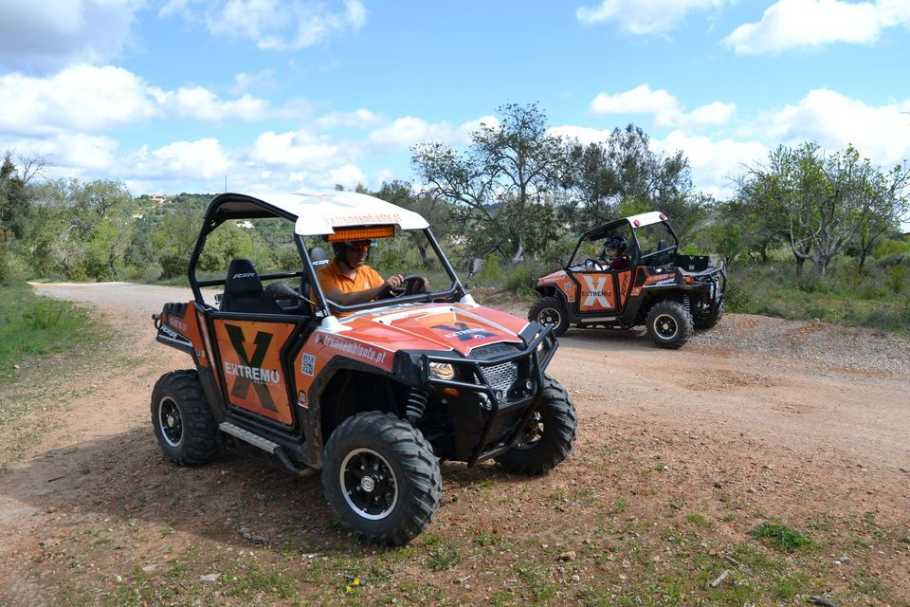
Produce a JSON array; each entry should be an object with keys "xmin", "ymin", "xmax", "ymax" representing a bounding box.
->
[{"xmin": 388, "ymin": 274, "xmax": 429, "ymax": 297}]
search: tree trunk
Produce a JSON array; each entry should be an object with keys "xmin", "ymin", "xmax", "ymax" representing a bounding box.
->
[
  {"xmin": 511, "ymin": 237, "xmax": 525, "ymax": 264},
  {"xmin": 794, "ymin": 253, "xmax": 806, "ymax": 278}
]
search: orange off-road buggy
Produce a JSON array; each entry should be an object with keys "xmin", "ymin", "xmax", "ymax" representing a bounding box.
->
[
  {"xmin": 151, "ymin": 191, "xmax": 575, "ymax": 545},
  {"xmin": 529, "ymin": 212, "xmax": 726, "ymax": 349}
]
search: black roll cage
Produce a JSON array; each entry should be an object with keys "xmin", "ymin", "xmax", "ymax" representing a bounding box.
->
[
  {"xmin": 565, "ymin": 217, "xmax": 680, "ymax": 270},
  {"xmin": 188, "ymin": 193, "xmax": 467, "ymax": 316}
]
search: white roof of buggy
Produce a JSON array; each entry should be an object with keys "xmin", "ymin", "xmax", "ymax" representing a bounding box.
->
[
  {"xmin": 238, "ymin": 190, "xmax": 429, "ymax": 236},
  {"xmin": 625, "ymin": 211, "xmax": 666, "ymax": 228}
]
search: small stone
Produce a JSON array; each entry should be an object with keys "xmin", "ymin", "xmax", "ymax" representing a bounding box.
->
[
  {"xmin": 571, "ymin": 574, "xmax": 581, "ymax": 582},
  {"xmin": 200, "ymin": 573, "xmax": 220, "ymax": 583},
  {"xmin": 557, "ymin": 551, "xmax": 576, "ymax": 562},
  {"xmin": 141, "ymin": 565, "xmax": 157, "ymax": 573},
  {"xmin": 114, "ymin": 575, "xmax": 122, "ymax": 583}
]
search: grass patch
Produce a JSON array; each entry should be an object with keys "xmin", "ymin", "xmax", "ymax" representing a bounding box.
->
[
  {"xmin": 685, "ymin": 512, "xmax": 713, "ymax": 529},
  {"xmin": 224, "ymin": 565, "xmax": 297, "ymax": 600},
  {"xmin": 0, "ymin": 281, "xmax": 101, "ymax": 379},
  {"xmin": 751, "ymin": 522, "xmax": 811, "ymax": 552},
  {"xmin": 726, "ymin": 261, "xmax": 910, "ymax": 334},
  {"xmin": 426, "ymin": 544, "xmax": 460, "ymax": 571}
]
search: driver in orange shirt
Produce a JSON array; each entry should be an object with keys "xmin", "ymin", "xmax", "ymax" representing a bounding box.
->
[{"xmin": 317, "ymin": 239, "xmax": 404, "ymax": 313}]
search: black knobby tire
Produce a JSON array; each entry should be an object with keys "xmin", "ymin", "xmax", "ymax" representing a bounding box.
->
[
  {"xmin": 645, "ymin": 300, "xmax": 694, "ymax": 349},
  {"xmin": 495, "ymin": 377, "xmax": 577, "ymax": 475},
  {"xmin": 321, "ymin": 412, "xmax": 441, "ymax": 546},
  {"xmin": 529, "ymin": 296, "xmax": 569, "ymax": 337},
  {"xmin": 693, "ymin": 300, "xmax": 724, "ymax": 331},
  {"xmin": 151, "ymin": 370, "xmax": 220, "ymax": 466}
]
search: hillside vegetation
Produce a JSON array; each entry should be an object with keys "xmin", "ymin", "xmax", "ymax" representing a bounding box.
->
[{"xmin": 1, "ymin": 104, "xmax": 908, "ymax": 333}]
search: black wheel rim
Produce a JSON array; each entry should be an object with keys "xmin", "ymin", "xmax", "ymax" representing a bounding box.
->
[
  {"xmin": 516, "ymin": 411, "xmax": 544, "ymax": 450},
  {"xmin": 654, "ymin": 313, "xmax": 679, "ymax": 340},
  {"xmin": 340, "ymin": 448, "xmax": 399, "ymax": 521},
  {"xmin": 158, "ymin": 397, "xmax": 183, "ymax": 447},
  {"xmin": 538, "ymin": 307, "xmax": 561, "ymax": 328}
]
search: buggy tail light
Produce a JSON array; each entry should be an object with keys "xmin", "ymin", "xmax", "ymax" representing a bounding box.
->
[{"xmin": 633, "ymin": 219, "xmax": 641, "ymax": 227}]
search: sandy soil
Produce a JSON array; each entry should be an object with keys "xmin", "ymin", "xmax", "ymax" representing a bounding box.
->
[{"xmin": 0, "ymin": 282, "xmax": 907, "ymax": 605}]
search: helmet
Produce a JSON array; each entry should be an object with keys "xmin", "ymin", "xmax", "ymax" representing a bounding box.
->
[{"xmin": 603, "ymin": 236, "xmax": 627, "ymax": 258}]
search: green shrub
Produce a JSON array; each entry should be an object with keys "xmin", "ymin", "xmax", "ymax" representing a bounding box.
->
[
  {"xmin": 887, "ymin": 264, "xmax": 907, "ymax": 294},
  {"xmin": 751, "ymin": 522, "xmax": 811, "ymax": 552}
]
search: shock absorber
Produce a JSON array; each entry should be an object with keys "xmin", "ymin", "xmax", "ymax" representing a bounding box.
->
[{"xmin": 405, "ymin": 388, "xmax": 429, "ymax": 424}]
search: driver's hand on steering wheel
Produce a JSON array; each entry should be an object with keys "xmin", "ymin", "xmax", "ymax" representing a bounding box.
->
[{"xmin": 384, "ymin": 273, "xmax": 405, "ymax": 292}]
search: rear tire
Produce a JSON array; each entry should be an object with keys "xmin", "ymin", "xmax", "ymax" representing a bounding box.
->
[
  {"xmin": 322, "ymin": 412, "xmax": 441, "ymax": 546},
  {"xmin": 529, "ymin": 296, "xmax": 569, "ymax": 337},
  {"xmin": 645, "ymin": 300, "xmax": 694, "ymax": 349},
  {"xmin": 495, "ymin": 377, "xmax": 576, "ymax": 475},
  {"xmin": 693, "ymin": 300, "xmax": 724, "ymax": 331},
  {"xmin": 151, "ymin": 370, "xmax": 219, "ymax": 466}
]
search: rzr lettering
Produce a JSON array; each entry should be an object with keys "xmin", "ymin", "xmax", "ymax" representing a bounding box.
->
[
  {"xmin": 581, "ymin": 275, "xmax": 609, "ymax": 308},
  {"xmin": 225, "ymin": 325, "xmax": 278, "ymax": 411},
  {"xmin": 433, "ymin": 322, "xmax": 495, "ymax": 341}
]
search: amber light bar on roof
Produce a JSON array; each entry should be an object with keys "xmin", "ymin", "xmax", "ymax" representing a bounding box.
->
[{"xmin": 326, "ymin": 225, "xmax": 396, "ymax": 242}]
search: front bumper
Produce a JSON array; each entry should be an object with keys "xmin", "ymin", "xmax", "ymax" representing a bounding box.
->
[{"xmin": 421, "ymin": 325, "xmax": 558, "ymax": 464}]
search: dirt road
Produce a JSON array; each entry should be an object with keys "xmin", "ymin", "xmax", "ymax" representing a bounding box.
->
[
  {"xmin": 0, "ymin": 282, "xmax": 907, "ymax": 605},
  {"xmin": 28, "ymin": 281, "xmax": 910, "ymax": 472}
]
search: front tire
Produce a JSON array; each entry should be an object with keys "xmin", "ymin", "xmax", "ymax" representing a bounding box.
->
[
  {"xmin": 151, "ymin": 370, "xmax": 219, "ymax": 466},
  {"xmin": 645, "ymin": 300, "xmax": 694, "ymax": 349},
  {"xmin": 529, "ymin": 296, "xmax": 570, "ymax": 337},
  {"xmin": 693, "ymin": 299, "xmax": 724, "ymax": 331},
  {"xmin": 495, "ymin": 377, "xmax": 576, "ymax": 475},
  {"xmin": 322, "ymin": 412, "xmax": 441, "ymax": 546}
]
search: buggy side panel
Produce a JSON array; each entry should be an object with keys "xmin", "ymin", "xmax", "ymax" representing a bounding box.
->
[
  {"xmin": 536, "ymin": 270, "xmax": 577, "ymax": 303},
  {"xmin": 157, "ymin": 302, "xmax": 210, "ymax": 367},
  {"xmin": 212, "ymin": 319, "xmax": 297, "ymax": 425},
  {"xmin": 616, "ymin": 270, "xmax": 632, "ymax": 308},
  {"xmin": 575, "ymin": 271, "xmax": 616, "ymax": 312},
  {"xmin": 293, "ymin": 333, "xmax": 399, "ymax": 467}
]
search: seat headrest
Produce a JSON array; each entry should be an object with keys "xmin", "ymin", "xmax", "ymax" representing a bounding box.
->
[{"xmin": 225, "ymin": 259, "xmax": 262, "ymax": 296}]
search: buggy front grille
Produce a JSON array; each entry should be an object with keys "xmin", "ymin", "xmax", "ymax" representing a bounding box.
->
[{"xmin": 479, "ymin": 361, "xmax": 519, "ymax": 393}]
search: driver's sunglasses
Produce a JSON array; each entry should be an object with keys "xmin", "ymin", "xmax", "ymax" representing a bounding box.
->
[{"xmin": 348, "ymin": 240, "xmax": 371, "ymax": 251}]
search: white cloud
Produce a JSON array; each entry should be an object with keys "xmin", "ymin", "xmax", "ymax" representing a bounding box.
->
[
  {"xmin": 163, "ymin": 0, "xmax": 367, "ymax": 50},
  {"xmin": 0, "ymin": 132, "xmax": 119, "ymax": 172},
  {"xmin": 128, "ymin": 138, "xmax": 231, "ymax": 180},
  {"xmin": 328, "ymin": 164, "xmax": 367, "ymax": 188},
  {"xmin": 368, "ymin": 115, "xmax": 500, "ymax": 148},
  {"xmin": 0, "ymin": 65, "xmax": 162, "ymax": 136},
  {"xmin": 164, "ymin": 86, "xmax": 271, "ymax": 121},
  {"xmin": 655, "ymin": 131, "xmax": 768, "ymax": 198},
  {"xmin": 250, "ymin": 129, "xmax": 343, "ymax": 168},
  {"xmin": 315, "ymin": 108, "xmax": 380, "ymax": 129},
  {"xmin": 0, "ymin": 0, "xmax": 143, "ymax": 70},
  {"xmin": 547, "ymin": 125, "xmax": 614, "ymax": 145},
  {"xmin": 576, "ymin": 0, "xmax": 730, "ymax": 34},
  {"xmin": 0, "ymin": 64, "xmax": 280, "ymax": 135},
  {"xmin": 755, "ymin": 88, "xmax": 910, "ymax": 166},
  {"xmin": 230, "ymin": 69, "xmax": 277, "ymax": 95},
  {"xmin": 724, "ymin": 0, "xmax": 910, "ymax": 55},
  {"xmin": 590, "ymin": 84, "xmax": 735, "ymax": 127}
]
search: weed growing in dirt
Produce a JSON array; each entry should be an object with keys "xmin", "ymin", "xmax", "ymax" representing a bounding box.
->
[
  {"xmin": 426, "ymin": 544, "xmax": 460, "ymax": 571},
  {"xmin": 0, "ymin": 281, "xmax": 103, "ymax": 381},
  {"xmin": 751, "ymin": 522, "xmax": 811, "ymax": 552}
]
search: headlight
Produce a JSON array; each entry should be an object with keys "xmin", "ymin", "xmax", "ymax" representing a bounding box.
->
[{"xmin": 428, "ymin": 362, "xmax": 455, "ymax": 381}]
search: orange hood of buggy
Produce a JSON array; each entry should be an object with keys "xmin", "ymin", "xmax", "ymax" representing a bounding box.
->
[{"xmin": 329, "ymin": 303, "xmax": 529, "ymax": 356}]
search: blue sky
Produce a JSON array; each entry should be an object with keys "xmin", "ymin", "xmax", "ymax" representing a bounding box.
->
[{"xmin": 1, "ymin": 0, "xmax": 909, "ymax": 199}]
